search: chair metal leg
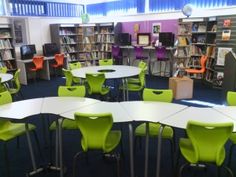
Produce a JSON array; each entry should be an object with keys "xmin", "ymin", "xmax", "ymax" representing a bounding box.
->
[
  {"xmin": 73, "ymin": 151, "xmax": 84, "ymax": 177},
  {"xmin": 4, "ymin": 142, "xmax": 10, "ymax": 177},
  {"xmin": 228, "ymin": 143, "xmax": 235, "ymax": 167},
  {"xmin": 115, "ymin": 153, "xmax": 121, "ymax": 177},
  {"xmin": 178, "ymin": 163, "xmax": 188, "ymax": 177}
]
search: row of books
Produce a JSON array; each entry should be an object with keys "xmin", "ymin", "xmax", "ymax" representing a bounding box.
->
[
  {"xmin": 178, "ymin": 24, "xmax": 191, "ymax": 35},
  {"xmin": 61, "ymin": 45, "xmax": 76, "ymax": 53},
  {"xmin": 0, "ymin": 39, "xmax": 12, "ymax": 49},
  {"xmin": 0, "ymin": 50, "xmax": 13, "ymax": 60},
  {"xmin": 0, "ymin": 60, "xmax": 15, "ymax": 70},
  {"xmin": 188, "ymin": 57, "xmax": 201, "ymax": 67},
  {"xmin": 59, "ymin": 28, "xmax": 76, "ymax": 35},
  {"xmin": 205, "ymin": 70, "xmax": 214, "ymax": 83},
  {"xmin": 60, "ymin": 36, "xmax": 76, "ymax": 44},
  {"xmin": 175, "ymin": 48, "xmax": 189, "ymax": 57},
  {"xmin": 0, "ymin": 31, "xmax": 11, "ymax": 38},
  {"xmin": 190, "ymin": 45, "xmax": 204, "ymax": 55},
  {"xmin": 96, "ymin": 34, "xmax": 114, "ymax": 43},
  {"xmin": 192, "ymin": 23, "xmax": 207, "ymax": 32},
  {"xmin": 100, "ymin": 27, "xmax": 113, "ymax": 34}
]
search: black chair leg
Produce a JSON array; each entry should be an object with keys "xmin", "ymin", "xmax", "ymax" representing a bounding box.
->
[
  {"xmin": 73, "ymin": 151, "xmax": 83, "ymax": 177},
  {"xmin": 115, "ymin": 153, "xmax": 121, "ymax": 177},
  {"xmin": 4, "ymin": 142, "xmax": 10, "ymax": 177}
]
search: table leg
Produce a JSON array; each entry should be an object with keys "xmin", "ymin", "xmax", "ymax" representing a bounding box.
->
[
  {"xmin": 148, "ymin": 49, "xmax": 152, "ymax": 75},
  {"xmin": 122, "ymin": 78, "xmax": 126, "ymax": 101},
  {"xmin": 25, "ymin": 123, "xmax": 44, "ymax": 176},
  {"xmin": 58, "ymin": 118, "xmax": 64, "ymax": 177},
  {"xmin": 128, "ymin": 123, "xmax": 134, "ymax": 177},
  {"xmin": 125, "ymin": 78, "xmax": 129, "ymax": 101},
  {"xmin": 144, "ymin": 122, "xmax": 149, "ymax": 177},
  {"xmin": 156, "ymin": 125, "xmax": 164, "ymax": 177}
]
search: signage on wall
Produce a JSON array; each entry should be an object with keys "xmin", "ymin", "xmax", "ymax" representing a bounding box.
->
[{"xmin": 152, "ymin": 23, "xmax": 161, "ymax": 37}]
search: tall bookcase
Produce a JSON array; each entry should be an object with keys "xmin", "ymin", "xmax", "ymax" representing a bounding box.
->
[
  {"xmin": 0, "ymin": 24, "xmax": 17, "ymax": 73},
  {"xmin": 50, "ymin": 24, "xmax": 79, "ymax": 62},
  {"xmin": 213, "ymin": 15, "xmax": 236, "ymax": 89},
  {"xmin": 177, "ymin": 17, "xmax": 217, "ymax": 81},
  {"xmin": 50, "ymin": 23, "xmax": 115, "ymax": 66}
]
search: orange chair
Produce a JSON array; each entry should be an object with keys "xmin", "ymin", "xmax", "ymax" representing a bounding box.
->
[
  {"xmin": 185, "ymin": 55, "xmax": 208, "ymax": 78},
  {"xmin": 28, "ymin": 56, "xmax": 44, "ymax": 81},
  {"xmin": 51, "ymin": 53, "xmax": 64, "ymax": 76}
]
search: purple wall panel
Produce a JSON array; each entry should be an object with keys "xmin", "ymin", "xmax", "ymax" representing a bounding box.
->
[{"xmin": 121, "ymin": 19, "xmax": 178, "ymax": 44}]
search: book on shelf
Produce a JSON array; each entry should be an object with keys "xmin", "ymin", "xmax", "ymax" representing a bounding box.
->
[
  {"xmin": 211, "ymin": 24, "xmax": 217, "ymax": 32},
  {"xmin": 198, "ymin": 24, "xmax": 207, "ymax": 32},
  {"xmin": 222, "ymin": 29, "xmax": 231, "ymax": 41},
  {"xmin": 206, "ymin": 46, "xmax": 215, "ymax": 57},
  {"xmin": 178, "ymin": 24, "xmax": 191, "ymax": 34},
  {"xmin": 1, "ymin": 50, "xmax": 13, "ymax": 60},
  {"xmin": 178, "ymin": 36, "xmax": 188, "ymax": 46},
  {"xmin": 0, "ymin": 31, "xmax": 11, "ymax": 38},
  {"xmin": 0, "ymin": 39, "xmax": 12, "ymax": 49},
  {"xmin": 4, "ymin": 60, "xmax": 13, "ymax": 70}
]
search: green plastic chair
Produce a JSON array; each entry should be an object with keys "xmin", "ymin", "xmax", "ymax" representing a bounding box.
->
[
  {"xmin": 226, "ymin": 91, "xmax": 236, "ymax": 167},
  {"xmin": 119, "ymin": 69, "xmax": 146, "ymax": 100},
  {"xmin": 0, "ymin": 91, "xmax": 39, "ymax": 177},
  {"xmin": 0, "ymin": 66, "xmax": 8, "ymax": 73},
  {"xmin": 178, "ymin": 120, "xmax": 233, "ymax": 177},
  {"xmin": 73, "ymin": 112, "xmax": 121, "ymax": 177},
  {"xmin": 62, "ymin": 68, "xmax": 73, "ymax": 86},
  {"xmin": 127, "ymin": 61, "xmax": 147, "ymax": 84},
  {"xmin": 0, "ymin": 78, "xmax": 7, "ymax": 92},
  {"xmin": 86, "ymin": 73, "xmax": 110, "ymax": 96},
  {"xmin": 99, "ymin": 59, "xmax": 113, "ymax": 66},
  {"xmin": 8, "ymin": 69, "xmax": 24, "ymax": 99},
  {"xmin": 69, "ymin": 62, "xmax": 82, "ymax": 84},
  {"xmin": 134, "ymin": 89, "xmax": 174, "ymax": 165},
  {"xmin": 49, "ymin": 85, "xmax": 86, "ymax": 130}
]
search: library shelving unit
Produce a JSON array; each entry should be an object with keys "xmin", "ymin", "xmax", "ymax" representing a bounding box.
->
[
  {"xmin": 177, "ymin": 17, "xmax": 217, "ymax": 81},
  {"xmin": 77, "ymin": 23, "xmax": 98, "ymax": 66},
  {"xmin": 0, "ymin": 24, "xmax": 17, "ymax": 73},
  {"xmin": 96, "ymin": 23, "xmax": 114, "ymax": 60},
  {"xmin": 50, "ymin": 24, "xmax": 79, "ymax": 62},
  {"xmin": 213, "ymin": 15, "xmax": 236, "ymax": 89}
]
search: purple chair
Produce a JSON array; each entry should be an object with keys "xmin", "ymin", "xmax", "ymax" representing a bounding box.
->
[
  {"xmin": 112, "ymin": 45, "xmax": 123, "ymax": 65},
  {"xmin": 152, "ymin": 46, "xmax": 170, "ymax": 76},
  {"xmin": 132, "ymin": 46, "xmax": 148, "ymax": 66}
]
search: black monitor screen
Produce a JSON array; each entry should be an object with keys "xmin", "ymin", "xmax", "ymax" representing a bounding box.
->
[
  {"xmin": 159, "ymin": 32, "xmax": 175, "ymax": 47},
  {"xmin": 20, "ymin": 45, "xmax": 36, "ymax": 59},
  {"xmin": 115, "ymin": 33, "xmax": 131, "ymax": 46},
  {"xmin": 43, "ymin": 43, "xmax": 60, "ymax": 57}
]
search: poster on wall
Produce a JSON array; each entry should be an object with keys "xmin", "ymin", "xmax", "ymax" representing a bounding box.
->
[
  {"xmin": 216, "ymin": 47, "xmax": 232, "ymax": 66},
  {"xmin": 12, "ymin": 18, "xmax": 28, "ymax": 45},
  {"xmin": 152, "ymin": 23, "xmax": 161, "ymax": 37}
]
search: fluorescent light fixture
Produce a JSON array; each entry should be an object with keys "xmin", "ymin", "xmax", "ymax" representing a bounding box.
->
[{"xmin": 40, "ymin": 0, "xmax": 119, "ymax": 5}]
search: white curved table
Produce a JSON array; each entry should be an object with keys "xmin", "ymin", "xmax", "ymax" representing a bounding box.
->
[
  {"xmin": 0, "ymin": 73, "xmax": 13, "ymax": 83},
  {"xmin": 71, "ymin": 65, "xmax": 141, "ymax": 101}
]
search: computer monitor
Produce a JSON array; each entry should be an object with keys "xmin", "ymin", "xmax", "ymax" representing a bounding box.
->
[
  {"xmin": 20, "ymin": 44, "xmax": 36, "ymax": 60},
  {"xmin": 115, "ymin": 33, "xmax": 131, "ymax": 46},
  {"xmin": 43, "ymin": 43, "xmax": 60, "ymax": 57},
  {"xmin": 159, "ymin": 32, "xmax": 175, "ymax": 47}
]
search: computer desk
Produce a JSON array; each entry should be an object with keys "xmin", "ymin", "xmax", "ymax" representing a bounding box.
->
[{"xmin": 16, "ymin": 56, "xmax": 68, "ymax": 85}]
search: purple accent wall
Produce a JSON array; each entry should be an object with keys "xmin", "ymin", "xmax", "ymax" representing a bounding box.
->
[{"xmin": 121, "ymin": 19, "xmax": 178, "ymax": 44}]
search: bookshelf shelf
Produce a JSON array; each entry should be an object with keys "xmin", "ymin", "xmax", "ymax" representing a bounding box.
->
[{"xmin": 0, "ymin": 24, "xmax": 16, "ymax": 73}]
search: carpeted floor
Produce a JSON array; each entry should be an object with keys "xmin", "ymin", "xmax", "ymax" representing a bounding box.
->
[{"xmin": 0, "ymin": 75, "xmax": 234, "ymax": 177}]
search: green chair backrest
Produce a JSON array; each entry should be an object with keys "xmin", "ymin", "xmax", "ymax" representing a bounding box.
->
[
  {"xmin": 69, "ymin": 62, "xmax": 82, "ymax": 70},
  {"xmin": 74, "ymin": 112, "xmax": 113, "ymax": 152},
  {"xmin": 139, "ymin": 70, "xmax": 146, "ymax": 87},
  {"xmin": 86, "ymin": 73, "xmax": 106, "ymax": 94},
  {"xmin": 99, "ymin": 59, "xmax": 113, "ymax": 66},
  {"xmin": 0, "ymin": 91, "xmax": 12, "ymax": 129},
  {"xmin": 13, "ymin": 69, "xmax": 21, "ymax": 92},
  {"xmin": 62, "ymin": 68, "xmax": 73, "ymax": 86},
  {"xmin": 226, "ymin": 91, "xmax": 236, "ymax": 106},
  {"xmin": 138, "ymin": 61, "xmax": 147, "ymax": 71},
  {"xmin": 58, "ymin": 86, "xmax": 86, "ymax": 97},
  {"xmin": 143, "ymin": 88, "xmax": 173, "ymax": 102},
  {"xmin": 0, "ymin": 66, "xmax": 7, "ymax": 73},
  {"xmin": 186, "ymin": 120, "xmax": 233, "ymax": 166},
  {"xmin": 0, "ymin": 78, "xmax": 6, "ymax": 92}
]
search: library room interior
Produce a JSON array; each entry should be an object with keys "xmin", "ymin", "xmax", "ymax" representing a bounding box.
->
[{"xmin": 2, "ymin": 1, "xmax": 236, "ymax": 177}]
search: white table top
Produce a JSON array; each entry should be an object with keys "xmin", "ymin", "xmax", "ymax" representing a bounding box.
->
[
  {"xmin": 120, "ymin": 101, "xmax": 187, "ymax": 123},
  {"xmin": 0, "ymin": 73, "xmax": 13, "ymax": 83},
  {"xmin": 160, "ymin": 107, "xmax": 236, "ymax": 131},
  {"xmin": 0, "ymin": 98, "xmax": 43, "ymax": 119},
  {"xmin": 213, "ymin": 106, "xmax": 236, "ymax": 121},
  {"xmin": 60, "ymin": 102, "xmax": 133, "ymax": 123},
  {"xmin": 71, "ymin": 65, "xmax": 141, "ymax": 79},
  {"xmin": 41, "ymin": 97, "xmax": 100, "ymax": 115}
]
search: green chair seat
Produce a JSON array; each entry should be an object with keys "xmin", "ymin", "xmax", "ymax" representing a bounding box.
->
[
  {"xmin": 0, "ymin": 123, "xmax": 36, "ymax": 141},
  {"xmin": 49, "ymin": 119, "xmax": 77, "ymax": 130},
  {"xmin": 127, "ymin": 77, "xmax": 140, "ymax": 84},
  {"xmin": 120, "ymin": 83, "xmax": 144, "ymax": 92},
  {"xmin": 88, "ymin": 86, "xmax": 110, "ymax": 95},
  {"xmin": 135, "ymin": 122, "xmax": 173, "ymax": 139}
]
